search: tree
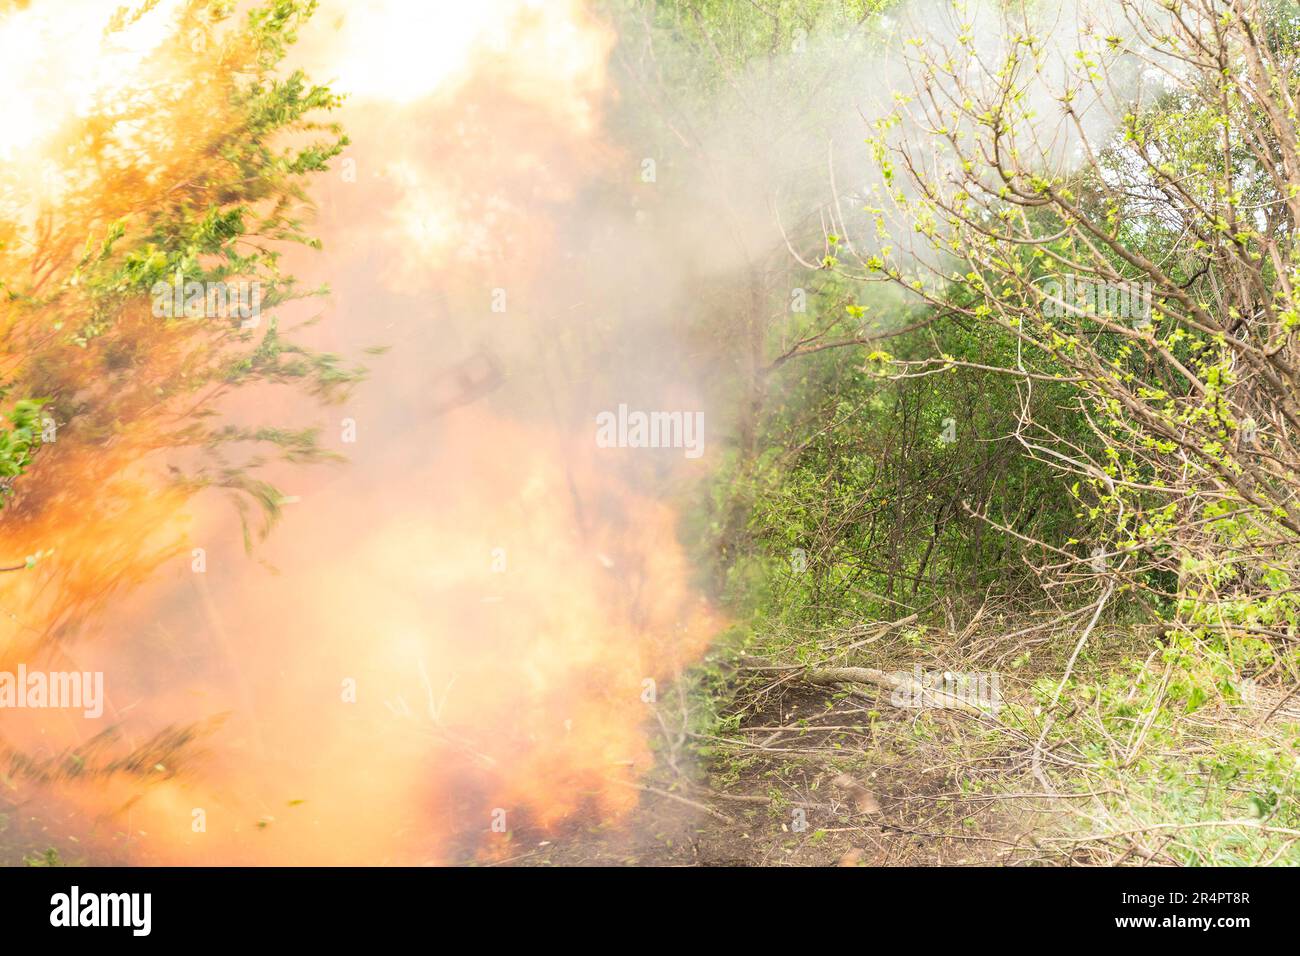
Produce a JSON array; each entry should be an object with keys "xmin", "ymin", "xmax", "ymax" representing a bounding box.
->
[
  {"xmin": 848, "ymin": 0, "xmax": 1300, "ymax": 665},
  {"xmin": 0, "ymin": 0, "xmax": 357, "ymax": 642},
  {"xmin": 0, "ymin": 0, "xmax": 355, "ymax": 796}
]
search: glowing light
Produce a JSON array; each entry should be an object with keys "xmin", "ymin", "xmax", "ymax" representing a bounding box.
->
[
  {"xmin": 297, "ymin": 0, "xmax": 610, "ymax": 117},
  {"xmin": 0, "ymin": 0, "xmax": 182, "ymax": 161}
]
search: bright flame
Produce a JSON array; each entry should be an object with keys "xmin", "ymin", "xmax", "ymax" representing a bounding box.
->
[
  {"xmin": 3, "ymin": 415, "xmax": 717, "ymax": 864},
  {"xmin": 297, "ymin": 0, "xmax": 615, "ymax": 280},
  {"xmin": 0, "ymin": 0, "xmax": 718, "ymax": 865}
]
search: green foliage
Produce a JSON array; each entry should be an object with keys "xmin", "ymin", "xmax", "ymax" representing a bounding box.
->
[
  {"xmin": 0, "ymin": 399, "xmax": 44, "ymax": 507},
  {"xmin": 0, "ymin": 0, "xmax": 358, "ymax": 534},
  {"xmin": 672, "ymin": 0, "xmax": 1300, "ymax": 864},
  {"xmin": 23, "ymin": 847, "xmax": 65, "ymax": 867}
]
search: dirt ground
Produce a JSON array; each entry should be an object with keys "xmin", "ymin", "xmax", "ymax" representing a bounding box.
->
[{"xmin": 480, "ymin": 682, "xmax": 1046, "ymax": 867}]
